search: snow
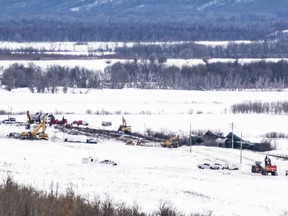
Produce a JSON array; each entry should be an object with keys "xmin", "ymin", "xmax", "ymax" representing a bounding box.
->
[
  {"xmin": 1, "ymin": 40, "xmax": 287, "ymax": 73},
  {"xmin": 0, "ymin": 41, "xmax": 251, "ymax": 52},
  {"xmin": 1, "ymin": 88, "xmax": 288, "ymax": 216}
]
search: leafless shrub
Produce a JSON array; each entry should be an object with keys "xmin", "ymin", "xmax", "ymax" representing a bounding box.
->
[
  {"xmin": 231, "ymin": 100, "xmax": 288, "ymax": 114},
  {"xmin": 262, "ymin": 132, "xmax": 288, "ymax": 139},
  {"xmin": 152, "ymin": 201, "xmax": 183, "ymax": 216},
  {"xmin": 0, "ymin": 110, "xmax": 7, "ymax": 115},
  {"xmin": 94, "ymin": 109, "xmax": 113, "ymax": 115},
  {"xmin": 139, "ymin": 110, "xmax": 152, "ymax": 115},
  {"xmin": 86, "ymin": 109, "xmax": 92, "ymax": 114},
  {"xmin": 0, "ymin": 177, "xmax": 215, "ymax": 216}
]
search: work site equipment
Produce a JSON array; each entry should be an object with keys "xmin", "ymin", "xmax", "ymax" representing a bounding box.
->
[
  {"xmin": 161, "ymin": 135, "xmax": 179, "ymax": 148},
  {"xmin": 118, "ymin": 116, "xmax": 131, "ymax": 133},
  {"xmin": 8, "ymin": 117, "xmax": 48, "ymax": 140},
  {"xmin": 251, "ymin": 161, "xmax": 278, "ymax": 176}
]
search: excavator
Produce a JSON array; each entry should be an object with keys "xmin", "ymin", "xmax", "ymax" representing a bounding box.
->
[
  {"xmin": 8, "ymin": 116, "xmax": 48, "ymax": 140},
  {"xmin": 118, "ymin": 116, "xmax": 131, "ymax": 133},
  {"xmin": 251, "ymin": 158, "xmax": 277, "ymax": 176},
  {"xmin": 161, "ymin": 135, "xmax": 180, "ymax": 148}
]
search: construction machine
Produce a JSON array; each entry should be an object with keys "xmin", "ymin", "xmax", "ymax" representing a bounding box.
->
[
  {"xmin": 118, "ymin": 116, "xmax": 131, "ymax": 133},
  {"xmin": 9, "ymin": 117, "xmax": 48, "ymax": 140},
  {"xmin": 161, "ymin": 135, "xmax": 180, "ymax": 148},
  {"xmin": 251, "ymin": 161, "xmax": 277, "ymax": 176}
]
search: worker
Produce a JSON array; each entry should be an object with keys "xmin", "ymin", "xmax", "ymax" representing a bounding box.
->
[
  {"xmin": 265, "ymin": 155, "xmax": 271, "ymax": 167},
  {"xmin": 62, "ymin": 116, "xmax": 65, "ymax": 125},
  {"xmin": 26, "ymin": 110, "xmax": 32, "ymax": 124},
  {"xmin": 267, "ymin": 157, "xmax": 271, "ymax": 166}
]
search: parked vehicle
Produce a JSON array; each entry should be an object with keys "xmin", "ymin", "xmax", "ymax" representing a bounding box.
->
[
  {"xmin": 2, "ymin": 117, "xmax": 16, "ymax": 124},
  {"xmin": 198, "ymin": 162, "xmax": 225, "ymax": 170},
  {"xmin": 223, "ymin": 162, "xmax": 239, "ymax": 170},
  {"xmin": 72, "ymin": 120, "xmax": 88, "ymax": 126},
  {"xmin": 197, "ymin": 163, "xmax": 212, "ymax": 169},
  {"xmin": 30, "ymin": 112, "xmax": 47, "ymax": 123},
  {"xmin": 64, "ymin": 134, "xmax": 97, "ymax": 144},
  {"xmin": 100, "ymin": 159, "xmax": 117, "ymax": 166},
  {"xmin": 102, "ymin": 121, "xmax": 112, "ymax": 126},
  {"xmin": 212, "ymin": 163, "xmax": 224, "ymax": 170}
]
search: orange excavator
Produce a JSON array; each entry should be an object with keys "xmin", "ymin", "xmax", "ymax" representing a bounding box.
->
[{"xmin": 251, "ymin": 157, "xmax": 277, "ymax": 176}]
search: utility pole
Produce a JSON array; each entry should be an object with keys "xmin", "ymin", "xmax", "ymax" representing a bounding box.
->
[
  {"xmin": 240, "ymin": 132, "xmax": 243, "ymax": 164},
  {"xmin": 144, "ymin": 123, "xmax": 146, "ymax": 140},
  {"xmin": 228, "ymin": 122, "xmax": 236, "ymax": 149},
  {"xmin": 189, "ymin": 124, "xmax": 192, "ymax": 153}
]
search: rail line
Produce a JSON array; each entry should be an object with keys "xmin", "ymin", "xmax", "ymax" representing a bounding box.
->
[{"xmin": 58, "ymin": 126, "xmax": 164, "ymax": 145}]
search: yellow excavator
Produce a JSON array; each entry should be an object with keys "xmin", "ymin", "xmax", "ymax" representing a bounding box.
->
[
  {"xmin": 8, "ymin": 116, "xmax": 48, "ymax": 140},
  {"xmin": 161, "ymin": 135, "xmax": 180, "ymax": 148},
  {"xmin": 118, "ymin": 116, "xmax": 131, "ymax": 133}
]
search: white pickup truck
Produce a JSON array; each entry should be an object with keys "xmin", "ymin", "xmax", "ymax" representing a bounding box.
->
[
  {"xmin": 64, "ymin": 134, "xmax": 97, "ymax": 144},
  {"xmin": 2, "ymin": 117, "xmax": 16, "ymax": 125},
  {"xmin": 223, "ymin": 162, "xmax": 240, "ymax": 170}
]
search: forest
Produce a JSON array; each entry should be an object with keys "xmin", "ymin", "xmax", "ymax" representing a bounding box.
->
[
  {"xmin": 1, "ymin": 61, "xmax": 288, "ymax": 92},
  {"xmin": 0, "ymin": 18, "xmax": 287, "ymax": 42},
  {"xmin": 115, "ymin": 40, "xmax": 288, "ymax": 59},
  {"xmin": 1, "ymin": 16, "xmax": 288, "ymax": 92}
]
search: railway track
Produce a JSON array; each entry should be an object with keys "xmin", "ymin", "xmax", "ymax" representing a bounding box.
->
[{"xmin": 58, "ymin": 125, "xmax": 164, "ymax": 145}]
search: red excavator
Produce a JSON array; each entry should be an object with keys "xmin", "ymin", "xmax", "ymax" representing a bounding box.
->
[{"xmin": 251, "ymin": 156, "xmax": 277, "ymax": 176}]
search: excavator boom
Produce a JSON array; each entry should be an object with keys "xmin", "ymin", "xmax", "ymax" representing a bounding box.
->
[{"xmin": 16, "ymin": 117, "xmax": 48, "ymax": 140}]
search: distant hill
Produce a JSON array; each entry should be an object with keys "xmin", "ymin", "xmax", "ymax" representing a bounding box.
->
[
  {"xmin": 0, "ymin": 0, "xmax": 288, "ymax": 41},
  {"xmin": 0, "ymin": 0, "xmax": 287, "ymax": 21}
]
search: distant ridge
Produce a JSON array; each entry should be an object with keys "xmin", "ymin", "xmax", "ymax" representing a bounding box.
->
[{"xmin": 0, "ymin": 0, "xmax": 287, "ymax": 21}]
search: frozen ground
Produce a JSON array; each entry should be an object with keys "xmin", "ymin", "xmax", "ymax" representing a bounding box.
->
[
  {"xmin": 0, "ymin": 88, "xmax": 288, "ymax": 215},
  {"xmin": 0, "ymin": 40, "xmax": 287, "ymax": 72}
]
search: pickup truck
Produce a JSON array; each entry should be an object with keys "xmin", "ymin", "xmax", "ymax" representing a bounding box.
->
[{"xmin": 2, "ymin": 117, "xmax": 16, "ymax": 125}]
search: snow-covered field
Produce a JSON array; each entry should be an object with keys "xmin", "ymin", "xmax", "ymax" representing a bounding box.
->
[
  {"xmin": 1, "ymin": 88, "xmax": 288, "ymax": 216},
  {"xmin": 1, "ymin": 40, "xmax": 287, "ymax": 72},
  {"xmin": 0, "ymin": 40, "xmax": 251, "ymax": 53}
]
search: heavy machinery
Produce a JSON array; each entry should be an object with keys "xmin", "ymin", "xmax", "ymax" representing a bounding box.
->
[
  {"xmin": 251, "ymin": 161, "xmax": 278, "ymax": 176},
  {"xmin": 161, "ymin": 135, "xmax": 179, "ymax": 148},
  {"xmin": 9, "ymin": 117, "xmax": 48, "ymax": 140},
  {"xmin": 118, "ymin": 116, "xmax": 131, "ymax": 133}
]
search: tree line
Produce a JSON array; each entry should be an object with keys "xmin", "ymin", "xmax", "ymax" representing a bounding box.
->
[
  {"xmin": 104, "ymin": 60, "xmax": 288, "ymax": 90},
  {"xmin": 115, "ymin": 40, "xmax": 288, "ymax": 59},
  {"xmin": 2, "ymin": 61, "xmax": 288, "ymax": 92},
  {"xmin": 231, "ymin": 101, "xmax": 288, "ymax": 114},
  {"xmin": 0, "ymin": 18, "xmax": 287, "ymax": 42},
  {"xmin": 1, "ymin": 63, "xmax": 101, "ymax": 93}
]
